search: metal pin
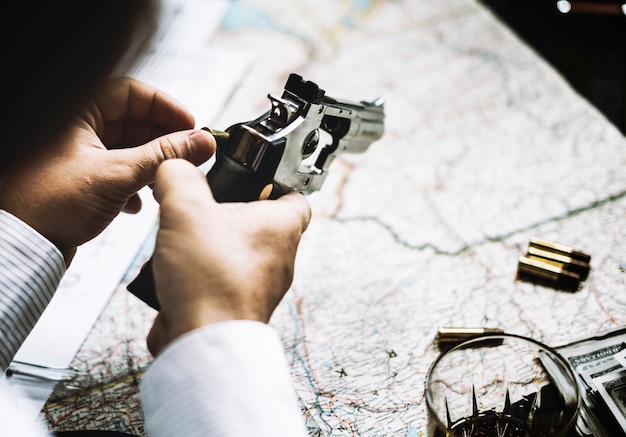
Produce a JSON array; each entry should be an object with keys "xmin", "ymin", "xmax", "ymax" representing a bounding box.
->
[
  {"xmin": 6, "ymin": 360, "xmax": 81, "ymax": 382},
  {"xmin": 259, "ymin": 183, "xmax": 274, "ymax": 200}
]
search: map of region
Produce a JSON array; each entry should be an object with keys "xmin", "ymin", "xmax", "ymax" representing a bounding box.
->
[{"xmin": 43, "ymin": 0, "xmax": 626, "ymax": 436}]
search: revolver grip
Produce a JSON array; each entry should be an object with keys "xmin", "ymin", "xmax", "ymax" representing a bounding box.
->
[
  {"xmin": 126, "ymin": 149, "xmax": 282, "ymax": 310},
  {"xmin": 207, "ymin": 150, "xmax": 282, "ymax": 203},
  {"xmin": 126, "ymin": 261, "xmax": 160, "ymax": 309}
]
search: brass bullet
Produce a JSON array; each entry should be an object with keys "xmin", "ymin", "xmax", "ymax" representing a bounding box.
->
[
  {"xmin": 517, "ymin": 255, "xmax": 581, "ymax": 291},
  {"xmin": 529, "ymin": 236, "xmax": 591, "ymax": 264}
]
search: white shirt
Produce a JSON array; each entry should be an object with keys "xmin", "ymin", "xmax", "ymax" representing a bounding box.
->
[
  {"xmin": 0, "ymin": 210, "xmax": 65, "ymax": 372},
  {"xmin": 0, "ymin": 210, "xmax": 307, "ymax": 436},
  {"xmin": 141, "ymin": 320, "xmax": 308, "ymax": 437}
]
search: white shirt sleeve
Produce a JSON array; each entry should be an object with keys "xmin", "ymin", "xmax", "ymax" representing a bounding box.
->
[
  {"xmin": 140, "ymin": 320, "xmax": 308, "ymax": 437},
  {"xmin": 0, "ymin": 210, "xmax": 65, "ymax": 371}
]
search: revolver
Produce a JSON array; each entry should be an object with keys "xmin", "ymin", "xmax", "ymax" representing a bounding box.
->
[{"xmin": 127, "ymin": 73, "xmax": 385, "ymax": 309}]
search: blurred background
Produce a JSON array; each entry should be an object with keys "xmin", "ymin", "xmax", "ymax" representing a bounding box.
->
[{"xmin": 481, "ymin": 0, "xmax": 626, "ymax": 134}]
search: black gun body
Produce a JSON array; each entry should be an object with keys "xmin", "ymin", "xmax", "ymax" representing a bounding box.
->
[{"xmin": 126, "ymin": 145, "xmax": 274, "ymax": 310}]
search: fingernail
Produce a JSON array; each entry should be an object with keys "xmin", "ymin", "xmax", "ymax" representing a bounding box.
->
[
  {"xmin": 189, "ymin": 130, "xmax": 215, "ymax": 161},
  {"xmin": 190, "ymin": 130, "xmax": 213, "ymax": 146}
]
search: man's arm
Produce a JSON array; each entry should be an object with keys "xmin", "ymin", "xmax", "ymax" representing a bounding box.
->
[
  {"xmin": 0, "ymin": 210, "xmax": 65, "ymax": 371},
  {"xmin": 141, "ymin": 321, "xmax": 308, "ymax": 437},
  {"xmin": 0, "ymin": 77, "xmax": 215, "ymax": 265},
  {"xmin": 141, "ymin": 160, "xmax": 311, "ymax": 436}
]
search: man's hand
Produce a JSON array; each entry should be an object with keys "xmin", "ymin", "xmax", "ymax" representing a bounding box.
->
[
  {"xmin": 0, "ymin": 77, "xmax": 215, "ymax": 264},
  {"xmin": 146, "ymin": 159, "xmax": 311, "ymax": 356}
]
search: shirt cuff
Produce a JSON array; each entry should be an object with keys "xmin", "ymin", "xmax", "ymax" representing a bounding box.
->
[
  {"xmin": 140, "ymin": 320, "xmax": 307, "ymax": 437},
  {"xmin": 0, "ymin": 210, "xmax": 65, "ymax": 370}
]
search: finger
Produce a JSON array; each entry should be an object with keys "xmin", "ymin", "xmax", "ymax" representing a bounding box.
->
[
  {"xmin": 152, "ymin": 159, "xmax": 214, "ymax": 206},
  {"xmin": 96, "ymin": 77, "xmax": 194, "ymax": 128},
  {"xmin": 272, "ymin": 191, "xmax": 312, "ymax": 233},
  {"xmin": 93, "ymin": 77, "xmax": 195, "ymax": 146},
  {"xmin": 216, "ymin": 190, "xmax": 311, "ymax": 235},
  {"xmin": 109, "ymin": 129, "xmax": 216, "ymax": 194},
  {"xmin": 144, "ymin": 129, "xmax": 215, "ymax": 167}
]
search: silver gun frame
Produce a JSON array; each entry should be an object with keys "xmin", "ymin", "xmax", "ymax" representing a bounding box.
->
[{"xmin": 226, "ymin": 74, "xmax": 385, "ymax": 195}]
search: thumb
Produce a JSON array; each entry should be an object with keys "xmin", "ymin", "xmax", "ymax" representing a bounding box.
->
[
  {"xmin": 111, "ymin": 129, "xmax": 216, "ymax": 192},
  {"xmin": 153, "ymin": 159, "xmax": 215, "ymax": 207}
]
